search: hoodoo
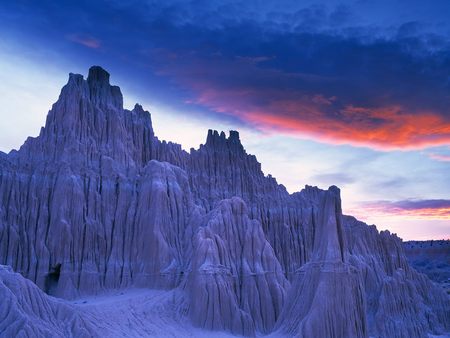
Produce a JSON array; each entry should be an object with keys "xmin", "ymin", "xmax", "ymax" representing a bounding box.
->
[{"xmin": 275, "ymin": 187, "xmax": 368, "ymax": 338}]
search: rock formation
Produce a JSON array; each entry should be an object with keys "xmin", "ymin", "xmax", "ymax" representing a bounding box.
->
[
  {"xmin": 275, "ymin": 187, "xmax": 368, "ymax": 338},
  {"xmin": 0, "ymin": 66, "xmax": 448, "ymax": 337},
  {"xmin": 0, "ymin": 265, "xmax": 95, "ymax": 337},
  {"xmin": 186, "ymin": 197, "xmax": 289, "ymax": 335}
]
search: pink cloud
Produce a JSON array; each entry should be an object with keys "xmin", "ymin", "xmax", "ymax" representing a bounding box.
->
[
  {"xmin": 67, "ymin": 34, "xmax": 101, "ymax": 49},
  {"xmin": 428, "ymin": 153, "xmax": 450, "ymax": 162},
  {"xmin": 190, "ymin": 86, "xmax": 450, "ymax": 150},
  {"xmin": 153, "ymin": 50, "xmax": 450, "ymax": 150},
  {"xmin": 348, "ymin": 199, "xmax": 450, "ymax": 220}
]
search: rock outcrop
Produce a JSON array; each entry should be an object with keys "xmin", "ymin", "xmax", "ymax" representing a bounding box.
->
[
  {"xmin": 186, "ymin": 197, "xmax": 289, "ymax": 335},
  {"xmin": 0, "ymin": 66, "xmax": 449, "ymax": 337},
  {"xmin": 0, "ymin": 265, "xmax": 94, "ymax": 337},
  {"xmin": 344, "ymin": 216, "xmax": 450, "ymax": 337},
  {"xmin": 275, "ymin": 187, "xmax": 367, "ymax": 338}
]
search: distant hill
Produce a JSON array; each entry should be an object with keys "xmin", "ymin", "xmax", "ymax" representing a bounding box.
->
[{"xmin": 404, "ymin": 240, "xmax": 450, "ymax": 294}]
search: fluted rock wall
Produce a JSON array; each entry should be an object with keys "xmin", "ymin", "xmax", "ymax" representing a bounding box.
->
[
  {"xmin": 0, "ymin": 66, "xmax": 448, "ymax": 337},
  {"xmin": 185, "ymin": 197, "xmax": 289, "ymax": 335},
  {"xmin": 0, "ymin": 265, "xmax": 94, "ymax": 337},
  {"xmin": 374, "ymin": 268, "xmax": 449, "ymax": 338},
  {"xmin": 0, "ymin": 157, "xmax": 197, "ymax": 298},
  {"xmin": 343, "ymin": 216, "xmax": 450, "ymax": 337},
  {"xmin": 189, "ymin": 132, "xmax": 319, "ymax": 280},
  {"xmin": 275, "ymin": 187, "xmax": 368, "ymax": 338}
]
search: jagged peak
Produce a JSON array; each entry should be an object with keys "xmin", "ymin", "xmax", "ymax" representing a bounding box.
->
[
  {"xmin": 129, "ymin": 103, "xmax": 155, "ymax": 136},
  {"xmin": 67, "ymin": 73, "xmax": 84, "ymax": 85},
  {"xmin": 87, "ymin": 66, "xmax": 123, "ymax": 110},
  {"xmin": 48, "ymin": 66, "xmax": 125, "ymax": 127},
  {"xmin": 327, "ymin": 185, "xmax": 341, "ymax": 197},
  {"xmin": 64, "ymin": 66, "xmax": 123, "ymax": 111},
  {"xmin": 228, "ymin": 130, "xmax": 240, "ymax": 143},
  {"xmin": 206, "ymin": 129, "xmax": 225, "ymax": 143},
  {"xmin": 131, "ymin": 103, "xmax": 151, "ymax": 119},
  {"xmin": 297, "ymin": 185, "xmax": 341, "ymax": 201},
  {"xmin": 204, "ymin": 129, "xmax": 244, "ymax": 152},
  {"xmin": 133, "ymin": 103, "xmax": 144, "ymax": 113},
  {"xmin": 87, "ymin": 65, "xmax": 110, "ymax": 85}
]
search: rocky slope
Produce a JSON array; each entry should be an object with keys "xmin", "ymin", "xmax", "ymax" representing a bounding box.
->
[
  {"xmin": 0, "ymin": 265, "xmax": 95, "ymax": 337},
  {"xmin": 0, "ymin": 66, "xmax": 448, "ymax": 337}
]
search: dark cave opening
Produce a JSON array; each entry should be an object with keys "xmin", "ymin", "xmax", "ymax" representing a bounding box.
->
[{"xmin": 45, "ymin": 263, "xmax": 61, "ymax": 295}]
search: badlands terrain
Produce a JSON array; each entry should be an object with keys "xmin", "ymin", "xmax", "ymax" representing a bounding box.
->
[{"xmin": 0, "ymin": 66, "xmax": 448, "ymax": 337}]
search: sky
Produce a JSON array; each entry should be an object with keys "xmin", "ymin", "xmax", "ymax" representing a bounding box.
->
[{"xmin": 0, "ymin": 0, "xmax": 449, "ymax": 240}]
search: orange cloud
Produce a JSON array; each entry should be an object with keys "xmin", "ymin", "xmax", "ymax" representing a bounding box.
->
[
  {"xmin": 188, "ymin": 86, "xmax": 450, "ymax": 150},
  {"xmin": 153, "ymin": 49, "xmax": 450, "ymax": 151}
]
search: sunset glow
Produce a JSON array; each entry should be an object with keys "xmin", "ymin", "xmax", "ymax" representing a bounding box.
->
[{"xmin": 0, "ymin": 0, "xmax": 449, "ymax": 240}]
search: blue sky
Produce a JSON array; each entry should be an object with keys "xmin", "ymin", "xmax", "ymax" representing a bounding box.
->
[{"xmin": 0, "ymin": 0, "xmax": 449, "ymax": 239}]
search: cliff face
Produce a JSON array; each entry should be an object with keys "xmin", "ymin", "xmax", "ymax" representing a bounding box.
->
[
  {"xmin": 275, "ymin": 187, "xmax": 368, "ymax": 338},
  {"xmin": 0, "ymin": 67, "xmax": 448, "ymax": 338}
]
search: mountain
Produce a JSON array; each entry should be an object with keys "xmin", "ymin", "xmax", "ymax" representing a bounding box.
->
[{"xmin": 0, "ymin": 66, "xmax": 448, "ymax": 338}]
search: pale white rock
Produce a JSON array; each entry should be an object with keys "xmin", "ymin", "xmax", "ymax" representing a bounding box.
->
[
  {"xmin": 344, "ymin": 216, "xmax": 450, "ymax": 337},
  {"xmin": 374, "ymin": 268, "xmax": 449, "ymax": 338},
  {"xmin": 0, "ymin": 157, "xmax": 198, "ymax": 298},
  {"xmin": 189, "ymin": 131, "xmax": 316, "ymax": 278},
  {"xmin": 0, "ymin": 66, "xmax": 449, "ymax": 338},
  {"xmin": 185, "ymin": 197, "xmax": 289, "ymax": 335},
  {"xmin": 0, "ymin": 265, "xmax": 242, "ymax": 338},
  {"xmin": 275, "ymin": 187, "xmax": 368, "ymax": 338},
  {"xmin": 0, "ymin": 265, "xmax": 94, "ymax": 337}
]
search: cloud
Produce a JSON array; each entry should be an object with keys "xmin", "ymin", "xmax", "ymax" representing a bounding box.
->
[
  {"xmin": 160, "ymin": 51, "xmax": 450, "ymax": 150},
  {"xmin": 350, "ymin": 199, "xmax": 450, "ymax": 220},
  {"xmin": 428, "ymin": 152, "xmax": 450, "ymax": 162},
  {"xmin": 2, "ymin": 0, "xmax": 450, "ymax": 151},
  {"xmin": 194, "ymin": 87, "xmax": 450, "ymax": 150},
  {"xmin": 139, "ymin": 19, "xmax": 450, "ymax": 150},
  {"xmin": 67, "ymin": 34, "xmax": 101, "ymax": 49},
  {"xmin": 310, "ymin": 172, "xmax": 355, "ymax": 185}
]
